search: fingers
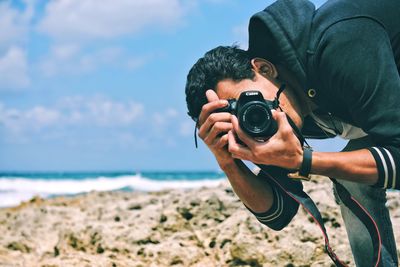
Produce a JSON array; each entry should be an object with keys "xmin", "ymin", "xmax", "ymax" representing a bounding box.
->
[
  {"xmin": 230, "ymin": 115, "xmax": 256, "ymax": 149},
  {"xmin": 272, "ymin": 111, "xmax": 293, "ymax": 139},
  {"xmin": 215, "ymin": 133, "xmax": 229, "ymax": 149},
  {"xmin": 227, "ymin": 131, "xmax": 253, "ymax": 161},
  {"xmin": 206, "ymin": 89, "xmax": 219, "ymax": 102},
  {"xmin": 203, "ymin": 121, "xmax": 233, "ymax": 146},
  {"xmin": 198, "ymin": 99, "xmax": 228, "ymax": 127},
  {"xmin": 198, "ymin": 112, "xmax": 231, "ymax": 140},
  {"xmin": 198, "ymin": 90, "xmax": 228, "ymax": 127}
]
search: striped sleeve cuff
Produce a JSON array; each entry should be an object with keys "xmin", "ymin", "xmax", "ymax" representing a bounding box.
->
[
  {"xmin": 248, "ymin": 185, "xmax": 284, "ymax": 223},
  {"xmin": 367, "ymin": 147, "xmax": 399, "ymax": 190},
  {"xmin": 244, "ymin": 185, "xmax": 298, "ymax": 230}
]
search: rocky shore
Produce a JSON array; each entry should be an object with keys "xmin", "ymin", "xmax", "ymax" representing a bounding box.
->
[{"xmin": 0, "ymin": 177, "xmax": 398, "ymax": 267}]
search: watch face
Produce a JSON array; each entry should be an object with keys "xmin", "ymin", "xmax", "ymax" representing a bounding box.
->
[{"xmin": 287, "ymin": 172, "xmax": 311, "ymax": 181}]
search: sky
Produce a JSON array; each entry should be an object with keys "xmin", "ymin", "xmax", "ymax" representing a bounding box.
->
[{"xmin": 0, "ymin": 0, "xmax": 347, "ymax": 172}]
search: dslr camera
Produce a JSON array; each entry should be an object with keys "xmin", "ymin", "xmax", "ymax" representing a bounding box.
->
[{"xmin": 214, "ymin": 90, "xmax": 278, "ymax": 137}]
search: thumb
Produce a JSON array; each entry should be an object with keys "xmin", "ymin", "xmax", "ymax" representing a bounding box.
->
[
  {"xmin": 272, "ymin": 111, "xmax": 292, "ymax": 137},
  {"xmin": 206, "ymin": 89, "xmax": 219, "ymax": 103}
]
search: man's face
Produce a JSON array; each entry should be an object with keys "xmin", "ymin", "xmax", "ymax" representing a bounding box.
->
[
  {"xmin": 215, "ymin": 71, "xmax": 303, "ymax": 128},
  {"xmin": 215, "ymin": 72, "xmax": 278, "ymax": 102}
]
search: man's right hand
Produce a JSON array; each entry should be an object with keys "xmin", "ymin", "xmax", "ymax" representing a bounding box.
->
[
  {"xmin": 197, "ymin": 90, "xmax": 275, "ymax": 214},
  {"xmin": 197, "ymin": 90, "xmax": 235, "ymax": 169}
]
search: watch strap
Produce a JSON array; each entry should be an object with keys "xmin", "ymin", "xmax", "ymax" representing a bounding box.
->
[
  {"xmin": 287, "ymin": 146, "xmax": 313, "ymax": 181},
  {"xmin": 299, "ymin": 146, "xmax": 313, "ymax": 177}
]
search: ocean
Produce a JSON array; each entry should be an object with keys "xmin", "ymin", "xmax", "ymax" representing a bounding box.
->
[{"xmin": 0, "ymin": 171, "xmax": 226, "ymax": 208}]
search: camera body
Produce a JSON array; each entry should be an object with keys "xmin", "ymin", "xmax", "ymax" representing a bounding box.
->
[{"xmin": 214, "ymin": 90, "xmax": 278, "ymax": 137}]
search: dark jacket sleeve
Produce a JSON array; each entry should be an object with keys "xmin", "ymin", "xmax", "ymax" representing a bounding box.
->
[
  {"xmin": 316, "ymin": 17, "xmax": 400, "ymax": 190},
  {"xmin": 245, "ymin": 166, "xmax": 302, "ymax": 230}
]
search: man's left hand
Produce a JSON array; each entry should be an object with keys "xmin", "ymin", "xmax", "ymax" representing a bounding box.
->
[{"xmin": 228, "ymin": 110, "xmax": 303, "ymax": 170}]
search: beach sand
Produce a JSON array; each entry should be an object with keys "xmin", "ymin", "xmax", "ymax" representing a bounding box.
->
[{"xmin": 0, "ymin": 177, "xmax": 398, "ymax": 267}]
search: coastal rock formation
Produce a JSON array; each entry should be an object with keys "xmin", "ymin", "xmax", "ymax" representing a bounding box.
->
[{"xmin": 0, "ymin": 178, "xmax": 398, "ymax": 266}]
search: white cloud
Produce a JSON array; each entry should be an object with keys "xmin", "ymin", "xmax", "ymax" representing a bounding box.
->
[
  {"xmin": 51, "ymin": 43, "xmax": 80, "ymax": 60},
  {"xmin": 0, "ymin": 47, "xmax": 30, "ymax": 90},
  {"xmin": 84, "ymin": 96, "xmax": 144, "ymax": 127},
  {"xmin": 35, "ymin": 0, "xmax": 195, "ymax": 77},
  {"xmin": 0, "ymin": 0, "xmax": 35, "ymax": 50},
  {"xmin": 0, "ymin": 99, "xmax": 190, "ymax": 148},
  {"xmin": 57, "ymin": 95, "xmax": 145, "ymax": 127},
  {"xmin": 38, "ymin": 44, "xmax": 150, "ymax": 76},
  {"xmin": 0, "ymin": 96, "xmax": 144, "ymax": 134},
  {"xmin": 0, "ymin": 103, "xmax": 59, "ymax": 133},
  {"xmin": 153, "ymin": 108, "xmax": 178, "ymax": 129},
  {"xmin": 25, "ymin": 106, "xmax": 60, "ymax": 126},
  {"xmin": 126, "ymin": 57, "xmax": 149, "ymax": 70},
  {"xmin": 0, "ymin": 1, "xmax": 35, "ymax": 90},
  {"xmin": 179, "ymin": 120, "xmax": 194, "ymax": 137},
  {"xmin": 37, "ymin": 0, "xmax": 186, "ymax": 42}
]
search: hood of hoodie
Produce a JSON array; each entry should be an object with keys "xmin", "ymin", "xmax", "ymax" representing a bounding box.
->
[{"xmin": 248, "ymin": 0, "xmax": 315, "ymax": 91}]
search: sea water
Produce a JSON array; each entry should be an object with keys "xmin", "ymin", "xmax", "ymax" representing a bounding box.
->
[{"xmin": 0, "ymin": 171, "xmax": 226, "ymax": 207}]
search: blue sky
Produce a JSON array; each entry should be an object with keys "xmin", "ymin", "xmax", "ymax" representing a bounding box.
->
[{"xmin": 0, "ymin": 0, "xmax": 346, "ymax": 171}]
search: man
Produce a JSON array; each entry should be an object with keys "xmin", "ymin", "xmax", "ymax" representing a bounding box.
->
[{"xmin": 185, "ymin": 0, "xmax": 399, "ymax": 266}]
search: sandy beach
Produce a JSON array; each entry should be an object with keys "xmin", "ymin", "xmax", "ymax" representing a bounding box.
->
[{"xmin": 0, "ymin": 177, "xmax": 398, "ymax": 267}]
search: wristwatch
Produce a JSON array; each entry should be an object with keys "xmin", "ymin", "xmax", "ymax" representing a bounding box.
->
[{"xmin": 288, "ymin": 146, "xmax": 313, "ymax": 181}]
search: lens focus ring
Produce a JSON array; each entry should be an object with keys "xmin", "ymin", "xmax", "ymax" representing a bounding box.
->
[{"xmin": 240, "ymin": 103, "xmax": 271, "ymax": 135}]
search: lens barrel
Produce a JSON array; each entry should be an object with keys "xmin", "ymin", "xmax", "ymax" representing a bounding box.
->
[{"xmin": 239, "ymin": 101, "xmax": 276, "ymax": 137}]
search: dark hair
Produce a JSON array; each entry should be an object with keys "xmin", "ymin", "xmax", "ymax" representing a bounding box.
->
[{"xmin": 185, "ymin": 45, "xmax": 255, "ymax": 121}]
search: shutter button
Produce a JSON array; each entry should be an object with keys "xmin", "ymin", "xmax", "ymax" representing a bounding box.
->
[{"xmin": 308, "ymin": 88, "xmax": 316, "ymax": 98}]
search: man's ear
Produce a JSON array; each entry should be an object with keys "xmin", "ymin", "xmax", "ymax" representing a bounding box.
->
[{"xmin": 251, "ymin": 58, "xmax": 278, "ymax": 79}]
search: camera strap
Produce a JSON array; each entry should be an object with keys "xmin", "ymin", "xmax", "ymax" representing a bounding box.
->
[
  {"xmin": 193, "ymin": 84, "xmax": 382, "ymax": 266},
  {"xmin": 257, "ymin": 115, "xmax": 382, "ymax": 267}
]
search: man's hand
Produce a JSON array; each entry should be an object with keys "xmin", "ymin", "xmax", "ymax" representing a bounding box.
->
[
  {"xmin": 228, "ymin": 111, "xmax": 303, "ymax": 170},
  {"xmin": 197, "ymin": 90, "xmax": 235, "ymax": 169}
]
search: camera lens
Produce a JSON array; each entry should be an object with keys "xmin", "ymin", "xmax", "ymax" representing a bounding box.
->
[
  {"xmin": 241, "ymin": 104, "xmax": 270, "ymax": 134},
  {"xmin": 248, "ymin": 110, "xmax": 264, "ymax": 126},
  {"xmin": 235, "ymin": 90, "xmax": 277, "ymax": 137}
]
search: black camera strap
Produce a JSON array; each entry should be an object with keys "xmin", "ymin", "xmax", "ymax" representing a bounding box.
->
[
  {"xmin": 256, "ymin": 114, "xmax": 382, "ymax": 267},
  {"xmin": 275, "ymin": 86, "xmax": 381, "ymax": 266},
  {"xmin": 194, "ymin": 119, "xmax": 200, "ymax": 148},
  {"xmin": 257, "ymin": 163, "xmax": 382, "ymax": 267},
  {"xmin": 256, "ymin": 166, "xmax": 349, "ymax": 266},
  {"xmin": 193, "ymin": 85, "xmax": 382, "ymax": 266}
]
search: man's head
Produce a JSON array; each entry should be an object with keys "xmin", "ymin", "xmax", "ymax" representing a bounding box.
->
[
  {"xmin": 186, "ymin": 46, "xmax": 255, "ymax": 121},
  {"xmin": 185, "ymin": 45, "xmax": 305, "ymax": 127}
]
